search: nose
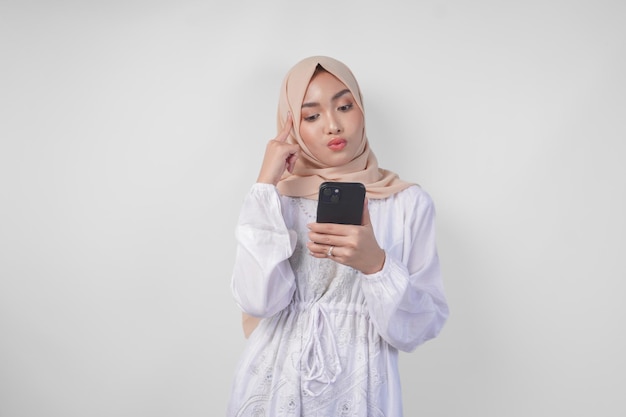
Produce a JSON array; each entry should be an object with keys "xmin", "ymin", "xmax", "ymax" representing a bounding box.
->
[{"xmin": 326, "ymin": 114, "xmax": 342, "ymax": 134}]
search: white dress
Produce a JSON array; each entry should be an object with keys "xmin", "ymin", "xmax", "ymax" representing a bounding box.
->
[{"xmin": 227, "ymin": 183, "xmax": 448, "ymax": 417}]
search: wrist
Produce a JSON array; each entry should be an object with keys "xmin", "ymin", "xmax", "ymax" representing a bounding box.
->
[
  {"xmin": 361, "ymin": 249, "xmax": 385, "ymax": 275},
  {"xmin": 256, "ymin": 174, "xmax": 278, "ymax": 185}
]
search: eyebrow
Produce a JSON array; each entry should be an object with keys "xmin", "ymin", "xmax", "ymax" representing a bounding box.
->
[{"xmin": 301, "ymin": 89, "xmax": 351, "ymax": 108}]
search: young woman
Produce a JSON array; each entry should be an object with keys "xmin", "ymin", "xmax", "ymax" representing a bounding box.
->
[{"xmin": 227, "ymin": 56, "xmax": 449, "ymax": 416}]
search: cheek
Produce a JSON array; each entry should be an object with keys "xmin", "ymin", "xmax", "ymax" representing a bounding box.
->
[
  {"xmin": 349, "ymin": 112, "xmax": 365, "ymax": 133},
  {"xmin": 298, "ymin": 124, "xmax": 316, "ymax": 147}
]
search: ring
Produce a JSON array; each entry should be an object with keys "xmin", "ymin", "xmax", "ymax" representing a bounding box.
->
[{"xmin": 327, "ymin": 246, "xmax": 334, "ymax": 257}]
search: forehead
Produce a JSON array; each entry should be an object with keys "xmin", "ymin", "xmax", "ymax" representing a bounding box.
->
[{"xmin": 303, "ymin": 71, "xmax": 351, "ymax": 100}]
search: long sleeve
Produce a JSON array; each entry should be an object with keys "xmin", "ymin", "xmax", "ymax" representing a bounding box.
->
[
  {"xmin": 360, "ymin": 188, "xmax": 449, "ymax": 352},
  {"xmin": 231, "ymin": 183, "xmax": 297, "ymax": 318}
]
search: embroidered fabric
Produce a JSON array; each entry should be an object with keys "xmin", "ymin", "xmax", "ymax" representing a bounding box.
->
[
  {"xmin": 227, "ymin": 184, "xmax": 448, "ymax": 417},
  {"xmin": 300, "ymin": 303, "xmax": 342, "ymax": 397}
]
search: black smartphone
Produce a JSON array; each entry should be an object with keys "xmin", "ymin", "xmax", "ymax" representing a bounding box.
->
[{"xmin": 316, "ymin": 182, "xmax": 366, "ymax": 225}]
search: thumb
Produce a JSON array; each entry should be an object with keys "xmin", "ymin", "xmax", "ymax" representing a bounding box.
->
[
  {"xmin": 286, "ymin": 149, "xmax": 299, "ymax": 173},
  {"xmin": 361, "ymin": 198, "xmax": 371, "ymax": 226}
]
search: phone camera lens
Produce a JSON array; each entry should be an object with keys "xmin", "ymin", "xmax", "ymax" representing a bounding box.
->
[{"xmin": 321, "ymin": 185, "xmax": 341, "ymax": 204}]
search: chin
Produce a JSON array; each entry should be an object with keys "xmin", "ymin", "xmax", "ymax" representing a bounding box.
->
[{"xmin": 325, "ymin": 155, "xmax": 353, "ymax": 167}]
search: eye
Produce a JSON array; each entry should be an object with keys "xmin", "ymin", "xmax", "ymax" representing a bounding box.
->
[
  {"xmin": 338, "ymin": 103, "xmax": 353, "ymax": 112},
  {"xmin": 303, "ymin": 114, "xmax": 319, "ymax": 122}
]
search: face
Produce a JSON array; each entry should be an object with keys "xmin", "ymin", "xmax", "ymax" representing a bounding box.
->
[{"xmin": 299, "ymin": 70, "xmax": 365, "ymax": 167}]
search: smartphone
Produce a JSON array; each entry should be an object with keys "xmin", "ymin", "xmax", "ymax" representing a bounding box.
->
[{"xmin": 316, "ymin": 182, "xmax": 366, "ymax": 225}]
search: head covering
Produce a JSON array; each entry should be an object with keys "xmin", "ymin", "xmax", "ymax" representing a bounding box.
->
[{"xmin": 275, "ymin": 55, "xmax": 412, "ymax": 200}]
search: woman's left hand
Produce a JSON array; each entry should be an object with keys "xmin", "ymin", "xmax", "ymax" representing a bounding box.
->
[{"xmin": 306, "ymin": 199, "xmax": 385, "ymax": 274}]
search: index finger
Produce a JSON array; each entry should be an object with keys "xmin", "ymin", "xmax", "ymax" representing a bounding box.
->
[
  {"xmin": 307, "ymin": 222, "xmax": 351, "ymax": 236},
  {"xmin": 276, "ymin": 112, "xmax": 293, "ymax": 142}
]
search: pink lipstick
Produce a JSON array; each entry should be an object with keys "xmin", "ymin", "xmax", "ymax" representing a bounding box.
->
[{"xmin": 328, "ymin": 138, "xmax": 347, "ymax": 151}]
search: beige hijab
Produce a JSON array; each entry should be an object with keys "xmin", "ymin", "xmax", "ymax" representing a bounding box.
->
[{"xmin": 275, "ymin": 56, "xmax": 412, "ymax": 200}]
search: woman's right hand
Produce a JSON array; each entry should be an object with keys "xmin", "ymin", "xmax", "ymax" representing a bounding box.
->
[{"xmin": 257, "ymin": 113, "xmax": 299, "ymax": 185}]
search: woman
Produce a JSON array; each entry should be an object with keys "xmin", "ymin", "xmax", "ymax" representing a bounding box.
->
[{"xmin": 227, "ymin": 56, "xmax": 448, "ymax": 416}]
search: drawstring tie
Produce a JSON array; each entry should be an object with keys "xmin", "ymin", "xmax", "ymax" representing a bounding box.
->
[{"xmin": 300, "ymin": 304, "xmax": 342, "ymax": 397}]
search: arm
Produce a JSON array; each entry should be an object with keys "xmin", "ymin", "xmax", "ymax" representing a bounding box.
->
[
  {"xmin": 359, "ymin": 189, "xmax": 449, "ymax": 352},
  {"xmin": 231, "ymin": 183, "xmax": 297, "ymax": 319},
  {"xmin": 234, "ymin": 113, "xmax": 299, "ymax": 336}
]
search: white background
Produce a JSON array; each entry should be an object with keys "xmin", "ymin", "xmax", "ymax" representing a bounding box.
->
[{"xmin": 1, "ymin": 1, "xmax": 625, "ymax": 416}]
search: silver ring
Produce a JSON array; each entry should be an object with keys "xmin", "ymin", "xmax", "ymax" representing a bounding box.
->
[{"xmin": 327, "ymin": 246, "xmax": 334, "ymax": 257}]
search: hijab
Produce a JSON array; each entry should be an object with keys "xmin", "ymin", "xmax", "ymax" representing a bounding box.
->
[{"xmin": 275, "ymin": 56, "xmax": 412, "ymax": 200}]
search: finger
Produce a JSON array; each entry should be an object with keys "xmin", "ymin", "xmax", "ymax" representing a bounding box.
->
[
  {"xmin": 361, "ymin": 198, "xmax": 371, "ymax": 226},
  {"xmin": 286, "ymin": 150, "xmax": 298, "ymax": 173},
  {"xmin": 307, "ymin": 241, "xmax": 336, "ymax": 258},
  {"xmin": 307, "ymin": 229, "xmax": 332, "ymax": 245},
  {"xmin": 276, "ymin": 112, "xmax": 293, "ymax": 143}
]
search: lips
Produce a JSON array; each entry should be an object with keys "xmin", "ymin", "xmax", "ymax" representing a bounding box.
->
[{"xmin": 327, "ymin": 138, "xmax": 347, "ymax": 151}]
